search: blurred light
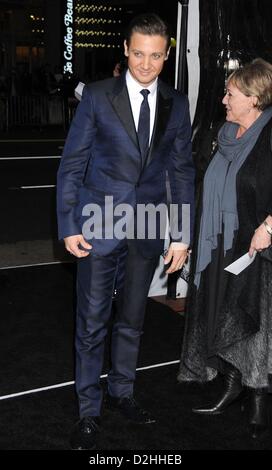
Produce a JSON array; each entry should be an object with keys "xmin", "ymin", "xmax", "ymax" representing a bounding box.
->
[
  {"xmin": 75, "ymin": 42, "xmax": 120, "ymax": 49},
  {"xmin": 225, "ymin": 58, "xmax": 239, "ymax": 72}
]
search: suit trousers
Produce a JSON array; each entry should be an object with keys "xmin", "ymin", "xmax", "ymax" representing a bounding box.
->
[{"xmin": 75, "ymin": 240, "xmax": 159, "ymax": 417}]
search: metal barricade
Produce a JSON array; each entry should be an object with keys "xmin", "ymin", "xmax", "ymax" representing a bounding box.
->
[
  {"xmin": 1, "ymin": 95, "xmax": 79, "ymax": 131},
  {"xmin": 0, "ymin": 97, "xmax": 7, "ymax": 131},
  {"xmin": 8, "ymin": 95, "xmax": 48, "ymax": 129},
  {"xmin": 5, "ymin": 95, "xmax": 66, "ymax": 130}
]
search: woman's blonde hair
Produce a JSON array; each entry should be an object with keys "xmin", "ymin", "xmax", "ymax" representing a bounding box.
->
[{"xmin": 228, "ymin": 58, "xmax": 272, "ymax": 110}]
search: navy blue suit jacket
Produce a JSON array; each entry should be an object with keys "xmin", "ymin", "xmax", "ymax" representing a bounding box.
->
[{"xmin": 57, "ymin": 73, "xmax": 195, "ymax": 258}]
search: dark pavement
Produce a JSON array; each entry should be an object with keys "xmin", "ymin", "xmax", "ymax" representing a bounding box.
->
[{"xmin": 0, "ymin": 126, "xmax": 65, "ymax": 247}]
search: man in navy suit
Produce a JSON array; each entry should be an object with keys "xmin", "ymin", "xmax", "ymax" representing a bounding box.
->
[{"xmin": 57, "ymin": 13, "xmax": 195, "ymax": 449}]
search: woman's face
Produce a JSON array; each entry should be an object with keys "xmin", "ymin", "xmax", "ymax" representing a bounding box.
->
[{"xmin": 222, "ymin": 81, "xmax": 256, "ymax": 125}]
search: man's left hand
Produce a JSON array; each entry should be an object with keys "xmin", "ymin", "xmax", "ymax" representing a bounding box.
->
[{"xmin": 164, "ymin": 242, "xmax": 189, "ymax": 274}]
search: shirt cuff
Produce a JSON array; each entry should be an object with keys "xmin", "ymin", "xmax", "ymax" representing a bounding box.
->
[{"xmin": 170, "ymin": 242, "xmax": 189, "ymax": 250}]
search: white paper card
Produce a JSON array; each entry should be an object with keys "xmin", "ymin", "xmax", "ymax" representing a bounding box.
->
[
  {"xmin": 224, "ymin": 251, "xmax": 256, "ymax": 275},
  {"xmin": 74, "ymin": 82, "xmax": 85, "ymax": 101}
]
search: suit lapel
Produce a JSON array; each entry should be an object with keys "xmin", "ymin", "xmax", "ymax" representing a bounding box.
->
[
  {"xmin": 145, "ymin": 83, "xmax": 173, "ymax": 168},
  {"xmin": 107, "ymin": 76, "xmax": 173, "ymax": 168},
  {"xmin": 107, "ymin": 74, "xmax": 138, "ymax": 149}
]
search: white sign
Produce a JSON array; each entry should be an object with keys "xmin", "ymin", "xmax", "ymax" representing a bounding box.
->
[{"xmin": 63, "ymin": 0, "xmax": 74, "ymax": 75}]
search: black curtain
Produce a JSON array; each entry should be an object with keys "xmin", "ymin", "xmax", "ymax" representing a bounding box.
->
[
  {"xmin": 176, "ymin": 0, "xmax": 189, "ymax": 94},
  {"xmin": 192, "ymin": 0, "xmax": 272, "ymax": 181},
  {"xmin": 168, "ymin": 0, "xmax": 272, "ymax": 298}
]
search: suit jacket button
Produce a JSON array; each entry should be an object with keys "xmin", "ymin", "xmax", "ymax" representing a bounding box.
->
[{"xmin": 135, "ymin": 182, "xmax": 140, "ymax": 187}]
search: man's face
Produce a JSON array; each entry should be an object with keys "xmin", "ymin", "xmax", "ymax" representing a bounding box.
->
[{"xmin": 124, "ymin": 32, "xmax": 169, "ymax": 87}]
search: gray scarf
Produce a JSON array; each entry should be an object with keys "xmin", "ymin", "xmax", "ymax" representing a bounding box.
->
[{"xmin": 194, "ymin": 106, "xmax": 272, "ymax": 288}]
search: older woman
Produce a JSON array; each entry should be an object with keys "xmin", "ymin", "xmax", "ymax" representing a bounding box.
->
[{"xmin": 179, "ymin": 58, "xmax": 272, "ymax": 438}]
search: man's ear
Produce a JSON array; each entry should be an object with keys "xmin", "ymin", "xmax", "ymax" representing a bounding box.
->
[
  {"xmin": 252, "ymin": 95, "xmax": 259, "ymax": 108},
  {"xmin": 124, "ymin": 40, "xmax": 129, "ymax": 57},
  {"xmin": 165, "ymin": 47, "xmax": 171, "ymax": 61}
]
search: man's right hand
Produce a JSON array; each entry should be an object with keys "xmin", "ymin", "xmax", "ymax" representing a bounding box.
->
[{"xmin": 64, "ymin": 235, "xmax": 92, "ymax": 258}]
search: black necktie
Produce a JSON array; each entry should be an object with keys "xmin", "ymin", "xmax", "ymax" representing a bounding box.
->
[{"xmin": 138, "ymin": 89, "xmax": 150, "ymax": 163}]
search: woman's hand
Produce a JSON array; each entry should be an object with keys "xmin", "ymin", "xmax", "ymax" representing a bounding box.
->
[{"xmin": 249, "ymin": 222, "xmax": 272, "ymax": 257}]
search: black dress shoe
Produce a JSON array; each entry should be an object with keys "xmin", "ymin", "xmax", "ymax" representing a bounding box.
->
[
  {"xmin": 70, "ymin": 416, "xmax": 100, "ymax": 450},
  {"xmin": 105, "ymin": 394, "xmax": 156, "ymax": 424}
]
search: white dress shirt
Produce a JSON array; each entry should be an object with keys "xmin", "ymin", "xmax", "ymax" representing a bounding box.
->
[{"xmin": 125, "ymin": 69, "xmax": 188, "ymax": 252}]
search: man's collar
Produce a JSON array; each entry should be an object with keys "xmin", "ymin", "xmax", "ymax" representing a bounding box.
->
[{"xmin": 126, "ymin": 69, "xmax": 158, "ymax": 97}]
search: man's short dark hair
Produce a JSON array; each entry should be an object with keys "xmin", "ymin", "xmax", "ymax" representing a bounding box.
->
[{"xmin": 125, "ymin": 13, "xmax": 171, "ymax": 51}]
